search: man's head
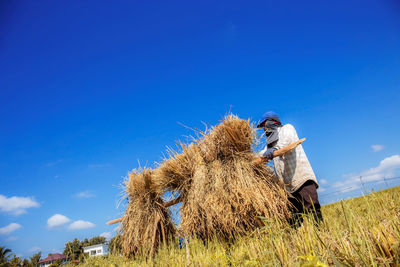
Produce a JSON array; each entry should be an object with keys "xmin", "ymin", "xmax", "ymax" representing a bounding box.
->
[{"xmin": 256, "ymin": 111, "xmax": 281, "ymax": 130}]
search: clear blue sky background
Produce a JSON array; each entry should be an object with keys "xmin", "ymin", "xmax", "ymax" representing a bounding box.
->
[{"xmin": 1, "ymin": 0, "xmax": 400, "ymax": 258}]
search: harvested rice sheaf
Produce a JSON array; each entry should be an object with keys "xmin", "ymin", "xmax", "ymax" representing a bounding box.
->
[
  {"xmin": 121, "ymin": 169, "xmax": 176, "ymax": 257},
  {"xmin": 157, "ymin": 115, "xmax": 290, "ymax": 239},
  {"xmin": 122, "ymin": 115, "xmax": 290, "ymax": 256}
]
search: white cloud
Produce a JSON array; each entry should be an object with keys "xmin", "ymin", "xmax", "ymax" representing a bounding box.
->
[
  {"xmin": 318, "ymin": 187, "xmax": 326, "ymax": 193},
  {"xmin": 0, "ymin": 223, "xmax": 21, "ymax": 235},
  {"xmin": 0, "ymin": 195, "xmax": 40, "ymax": 215},
  {"xmin": 74, "ymin": 191, "xmax": 95, "ymax": 199},
  {"xmin": 100, "ymin": 232, "xmax": 112, "ymax": 239},
  {"xmin": 319, "ymin": 179, "xmax": 328, "ymax": 185},
  {"xmin": 47, "ymin": 214, "xmax": 70, "ymax": 228},
  {"xmin": 371, "ymin": 144, "xmax": 385, "ymax": 152},
  {"xmin": 28, "ymin": 246, "xmax": 41, "ymax": 253},
  {"xmin": 68, "ymin": 220, "xmax": 95, "ymax": 230},
  {"xmin": 334, "ymin": 155, "xmax": 400, "ymax": 191}
]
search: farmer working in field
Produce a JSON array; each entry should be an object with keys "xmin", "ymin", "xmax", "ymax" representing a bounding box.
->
[{"xmin": 254, "ymin": 111, "xmax": 323, "ymax": 226}]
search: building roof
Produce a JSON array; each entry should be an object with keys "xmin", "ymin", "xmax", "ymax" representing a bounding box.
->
[
  {"xmin": 38, "ymin": 253, "xmax": 68, "ymax": 264},
  {"xmin": 83, "ymin": 243, "xmax": 108, "ymax": 250}
]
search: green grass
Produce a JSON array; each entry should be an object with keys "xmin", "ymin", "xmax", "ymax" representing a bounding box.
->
[{"xmin": 76, "ymin": 187, "xmax": 400, "ymax": 266}]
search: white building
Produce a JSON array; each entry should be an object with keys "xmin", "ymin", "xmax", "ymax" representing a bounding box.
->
[{"xmin": 83, "ymin": 243, "xmax": 109, "ymax": 257}]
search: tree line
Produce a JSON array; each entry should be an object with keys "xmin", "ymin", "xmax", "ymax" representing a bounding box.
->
[
  {"xmin": 0, "ymin": 247, "xmax": 40, "ymax": 267},
  {"xmin": 0, "ymin": 234, "xmax": 121, "ymax": 267}
]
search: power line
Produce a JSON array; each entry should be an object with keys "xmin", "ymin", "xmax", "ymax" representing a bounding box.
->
[{"xmin": 319, "ymin": 176, "xmax": 400, "ymax": 197}]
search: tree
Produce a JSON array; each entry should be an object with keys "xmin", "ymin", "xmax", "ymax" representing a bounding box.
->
[
  {"xmin": 81, "ymin": 238, "xmax": 89, "ymax": 248},
  {"xmin": 22, "ymin": 258, "xmax": 32, "ymax": 267},
  {"xmin": 8, "ymin": 255, "xmax": 22, "ymax": 267},
  {"xmin": 63, "ymin": 238, "xmax": 81, "ymax": 261},
  {"xmin": 0, "ymin": 246, "xmax": 12, "ymax": 263},
  {"xmin": 88, "ymin": 236, "xmax": 106, "ymax": 246},
  {"xmin": 29, "ymin": 251, "xmax": 41, "ymax": 267}
]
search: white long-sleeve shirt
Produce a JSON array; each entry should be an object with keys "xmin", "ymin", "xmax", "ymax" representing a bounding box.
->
[{"xmin": 259, "ymin": 124, "xmax": 318, "ymax": 193}]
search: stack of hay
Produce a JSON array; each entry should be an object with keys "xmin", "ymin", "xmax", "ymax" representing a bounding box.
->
[
  {"xmin": 121, "ymin": 115, "xmax": 290, "ymax": 257},
  {"xmin": 122, "ymin": 169, "xmax": 176, "ymax": 257}
]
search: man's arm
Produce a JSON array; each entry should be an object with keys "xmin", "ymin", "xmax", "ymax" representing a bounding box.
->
[{"xmin": 254, "ymin": 125, "xmax": 297, "ymax": 164}]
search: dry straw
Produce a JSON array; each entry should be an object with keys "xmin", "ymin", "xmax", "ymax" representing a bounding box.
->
[
  {"xmin": 122, "ymin": 169, "xmax": 176, "ymax": 257},
  {"xmin": 122, "ymin": 114, "xmax": 290, "ymax": 256}
]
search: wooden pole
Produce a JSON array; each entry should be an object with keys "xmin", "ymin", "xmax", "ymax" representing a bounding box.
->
[
  {"xmin": 106, "ymin": 217, "xmax": 123, "ymax": 225},
  {"xmin": 164, "ymin": 195, "xmax": 183, "ymax": 207},
  {"xmin": 106, "ymin": 195, "xmax": 183, "ymax": 225},
  {"xmin": 273, "ymin": 138, "xmax": 306, "ymax": 157}
]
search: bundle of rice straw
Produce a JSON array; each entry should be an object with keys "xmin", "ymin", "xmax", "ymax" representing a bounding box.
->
[
  {"xmin": 121, "ymin": 115, "xmax": 290, "ymax": 257},
  {"xmin": 156, "ymin": 115, "xmax": 290, "ymax": 239},
  {"xmin": 121, "ymin": 169, "xmax": 176, "ymax": 257}
]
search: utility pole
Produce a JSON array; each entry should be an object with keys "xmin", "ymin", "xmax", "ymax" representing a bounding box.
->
[
  {"xmin": 383, "ymin": 177, "xmax": 389, "ymax": 188},
  {"xmin": 359, "ymin": 176, "xmax": 366, "ymax": 194}
]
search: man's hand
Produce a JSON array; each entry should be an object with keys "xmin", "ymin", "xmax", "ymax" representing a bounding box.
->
[{"xmin": 253, "ymin": 156, "xmax": 269, "ymax": 165}]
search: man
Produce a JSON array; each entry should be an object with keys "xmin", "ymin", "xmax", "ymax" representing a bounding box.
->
[{"xmin": 254, "ymin": 111, "xmax": 323, "ymax": 226}]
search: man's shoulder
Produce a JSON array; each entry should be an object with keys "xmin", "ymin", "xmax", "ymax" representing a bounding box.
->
[
  {"xmin": 279, "ymin": 124, "xmax": 297, "ymax": 138},
  {"xmin": 281, "ymin": 124, "xmax": 296, "ymax": 131}
]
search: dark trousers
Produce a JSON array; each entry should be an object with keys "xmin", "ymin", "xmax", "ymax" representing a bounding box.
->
[{"xmin": 288, "ymin": 180, "xmax": 323, "ymax": 227}]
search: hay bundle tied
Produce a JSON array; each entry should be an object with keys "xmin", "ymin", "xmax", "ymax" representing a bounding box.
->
[
  {"xmin": 157, "ymin": 115, "xmax": 290, "ymax": 239},
  {"xmin": 121, "ymin": 169, "xmax": 176, "ymax": 257}
]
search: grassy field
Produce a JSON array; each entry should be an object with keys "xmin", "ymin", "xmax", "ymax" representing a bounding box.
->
[{"xmin": 77, "ymin": 186, "xmax": 400, "ymax": 266}]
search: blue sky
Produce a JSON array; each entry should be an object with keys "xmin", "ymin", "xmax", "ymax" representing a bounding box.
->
[{"xmin": 1, "ymin": 0, "xmax": 400, "ymax": 258}]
